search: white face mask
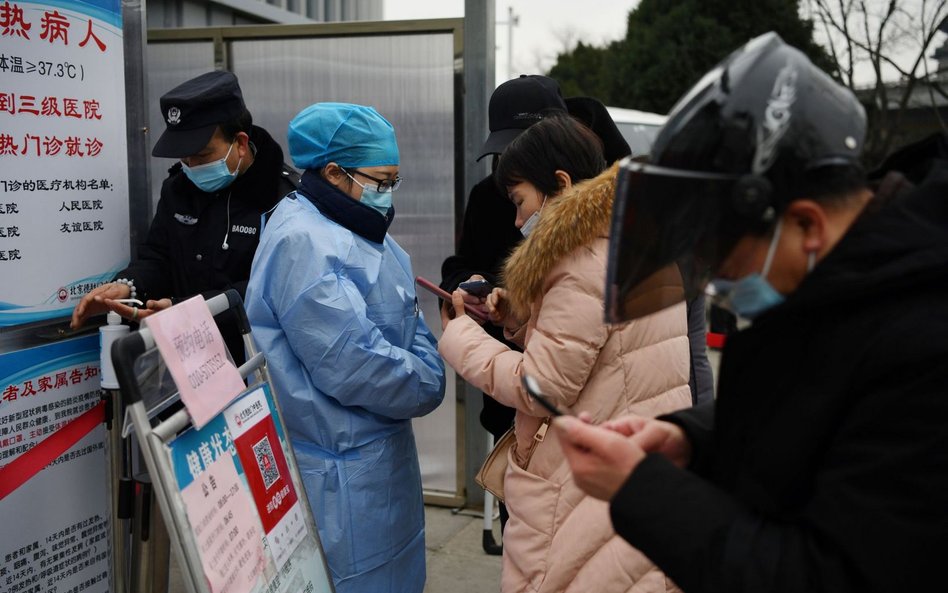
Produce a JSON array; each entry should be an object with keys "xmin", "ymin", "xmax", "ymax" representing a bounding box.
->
[{"xmin": 520, "ymin": 195, "xmax": 547, "ymax": 238}]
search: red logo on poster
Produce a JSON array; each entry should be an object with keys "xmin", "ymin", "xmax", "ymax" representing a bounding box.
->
[
  {"xmin": 232, "ymin": 415, "xmax": 298, "ymax": 533},
  {"xmin": 57, "ymin": 288, "xmax": 68, "ymax": 302}
]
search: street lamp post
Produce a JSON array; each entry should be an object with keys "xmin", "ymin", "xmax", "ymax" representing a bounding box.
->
[{"xmin": 497, "ymin": 5, "xmax": 520, "ymax": 81}]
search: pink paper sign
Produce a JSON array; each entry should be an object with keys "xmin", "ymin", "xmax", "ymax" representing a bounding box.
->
[
  {"xmin": 180, "ymin": 454, "xmax": 265, "ymax": 593},
  {"xmin": 144, "ymin": 295, "xmax": 246, "ymax": 429}
]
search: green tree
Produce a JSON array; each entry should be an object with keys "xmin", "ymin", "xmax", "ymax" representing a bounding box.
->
[
  {"xmin": 549, "ymin": 0, "xmax": 833, "ymax": 113},
  {"xmin": 548, "ymin": 40, "xmax": 612, "ymax": 100}
]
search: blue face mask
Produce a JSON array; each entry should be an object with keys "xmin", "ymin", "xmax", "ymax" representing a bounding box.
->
[
  {"xmin": 182, "ymin": 142, "xmax": 240, "ymax": 193},
  {"xmin": 360, "ymin": 186, "xmax": 393, "ymax": 217},
  {"xmin": 709, "ymin": 218, "xmax": 788, "ymax": 320},
  {"xmin": 346, "ymin": 171, "xmax": 394, "ymax": 217},
  {"xmin": 710, "ymin": 275, "xmax": 785, "ymax": 321}
]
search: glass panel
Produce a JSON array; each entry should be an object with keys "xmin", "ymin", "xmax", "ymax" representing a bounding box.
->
[
  {"xmin": 145, "ymin": 43, "xmax": 215, "ymax": 214},
  {"xmin": 144, "ymin": 32, "xmax": 460, "ymax": 495},
  {"xmin": 230, "ymin": 33, "xmax": 459, "ymax": 493}
]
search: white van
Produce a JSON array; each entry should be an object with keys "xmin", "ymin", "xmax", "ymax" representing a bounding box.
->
[{"xmin": 606, "ymin": 106, "xmax": 667, "ymax": 157}]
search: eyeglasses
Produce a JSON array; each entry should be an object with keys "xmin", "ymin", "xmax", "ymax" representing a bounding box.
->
[{"xmin": 343, "ymin": 168, "xmax": 402, "ymax": 193}]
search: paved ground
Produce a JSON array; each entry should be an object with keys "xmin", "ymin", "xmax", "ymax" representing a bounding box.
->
[{"xmin": 423, "ymin": 505, "xmax": 503, "ymax": 593}]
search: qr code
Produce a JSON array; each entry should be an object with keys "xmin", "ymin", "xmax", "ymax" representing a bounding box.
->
[{"xmin": 253, "ymin": 436, "xmax": 280, "ymax": 490}]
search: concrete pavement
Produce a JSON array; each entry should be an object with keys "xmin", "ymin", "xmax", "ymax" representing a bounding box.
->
[{"xmin": 424, "ymin": 505, "xmax": 502, "ymax": 593}]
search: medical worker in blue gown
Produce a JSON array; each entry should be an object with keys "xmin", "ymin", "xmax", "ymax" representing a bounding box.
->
[{"xmin": 245, "ymin": 102, "xmax": 446, "ymax": 593}]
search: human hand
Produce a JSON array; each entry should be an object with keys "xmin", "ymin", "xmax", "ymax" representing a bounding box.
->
[
  {"xmin": 146, "ymin": 298, "xmax": 173, "ymax": 312},
  {"xmin": 107, "ymin": 297, "xmax": 173, "ymax": 324},
  {"xmin": 485, "ymin": 287, "xmax": 525, "ymax": 332},
  {"xmin": 102, "ymin": 298, "xmax": 148, "ymax": 323},
  {"xmin": 554, "ymin": 415, "xmax": 646, "ymax": 501},
  {"xmin": 457, "ymin": 275, "xmax": 488, "ymax": 326},
  {"xmin": 602, "ymin": 415, "xmax": 693, "ymax": 469},
  {"xmin": 450, "ymin": 289, "xmax": 470, "ymax": 320},
  {"xmin": 70, "ymin": 282, "xmax": 131, "ymax": 329},
  {"xmin": 439, "ymin": 297, "xmax": 457, "ymax": 330},
  {"xmin": 440, "ymin": 290, "xmax": 470, "ymax": 330},
  {"xmin": 485, "ymin": 287, "xmax": 506, "ymax": 323},
  {"xmin": 137, "ymin": 298, "xmax": 175, "ymax": 322}
]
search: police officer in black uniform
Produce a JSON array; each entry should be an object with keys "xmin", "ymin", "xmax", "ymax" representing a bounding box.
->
[{"xmin": 71, "ymin": 71, "xmax": 298, "ymax": 359}]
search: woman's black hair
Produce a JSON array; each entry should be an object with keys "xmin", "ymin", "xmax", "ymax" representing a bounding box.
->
[{"xmin": 494, "ymin": 114, "xmax": 607, "ymax": 196}]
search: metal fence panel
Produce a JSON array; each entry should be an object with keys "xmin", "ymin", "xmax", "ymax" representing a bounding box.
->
[{"xmin": 147, "ymin": 23, "xmax": 463, "ymax": 500}]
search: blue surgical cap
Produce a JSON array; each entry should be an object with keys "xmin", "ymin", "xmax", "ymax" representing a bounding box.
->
[{"xmin": 288, "ymin": 102, "xmax": 400, "ymax": 170}]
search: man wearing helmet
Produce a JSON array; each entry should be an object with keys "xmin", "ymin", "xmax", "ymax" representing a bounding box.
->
[{"xmin": 555, "ymin": 32, "xmax": 948, "ymax": 592}]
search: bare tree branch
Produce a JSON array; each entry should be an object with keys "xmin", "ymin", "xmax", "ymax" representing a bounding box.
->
[
  {"xmin": 921, "ymin": 43, "xmax": 948, "ymax": 133},
  {"xmin": 839, "ymin": 0, "xmax": 857, "ymax": 84},
  {"xmin": 889, "ymin": 0, "xmax": 948, "ymax": 155},
  {"xmin": 807, "ymin": 0, "xmax": 948, "ymax": 162},
  {"xmin": 924, "ymin": 78, "xmax": 948, "ymax": 101}
]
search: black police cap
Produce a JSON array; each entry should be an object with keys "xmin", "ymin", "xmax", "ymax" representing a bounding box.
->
[
  {"xmin": 152, "ymin": 70, "xmax": 247, "ymax": 158},
  {"xmin": 477, "ymin": 74, "xmax": 567, "ymax": 161}
]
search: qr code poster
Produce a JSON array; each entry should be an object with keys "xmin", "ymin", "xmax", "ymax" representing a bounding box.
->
[
  {"xmin": 253, "ymin": 436, "xmax": 280, "ymax": 490},
  {"xmin": 226, "ymin": 392, "xmax": 299, "ymax": 535}
]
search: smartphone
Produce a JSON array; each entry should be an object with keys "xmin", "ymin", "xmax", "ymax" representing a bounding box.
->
[
  {"xmin": 415, "ymin": 276, "xmax": 488, "ymax": 322},
  {"xmin": 522, "ymin": 374, "xmax": 573, "ymax": 417},
  {"xmin": 458, "ymin": 279, "xmax": 493, "ymax": 298}
]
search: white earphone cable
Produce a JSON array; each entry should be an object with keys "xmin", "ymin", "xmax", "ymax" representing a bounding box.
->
[{"xmin": 222, "ymin": 191, "xmax": 232, "ymax": 250}]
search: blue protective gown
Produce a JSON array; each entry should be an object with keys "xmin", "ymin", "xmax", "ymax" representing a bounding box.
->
[{"xmin": 245, "ymin": 185, "xmax": 446, "ymax": 593}]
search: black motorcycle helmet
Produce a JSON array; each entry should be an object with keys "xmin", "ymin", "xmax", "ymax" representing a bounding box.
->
[{"xmin": 605, "ymin": 32, "xmax": 866, "ymax": 322}]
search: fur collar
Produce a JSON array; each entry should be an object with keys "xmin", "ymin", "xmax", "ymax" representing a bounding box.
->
[{"xmin": 503, "ymin": 162, "xmax": 619, "ymax": 317}]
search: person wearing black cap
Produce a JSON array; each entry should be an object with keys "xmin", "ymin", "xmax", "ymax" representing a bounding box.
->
[
  {"xmin": 442, "ymin": 75, "xmax": 570, "ymax": 299},
  {"xmin": 440, "ymin": 75, "xmax": 570, "ymax": 543},
  {"xmin": 70, "ymin": 71, "xmax": 298, "ymax": 360},
  {"xmin": 554, "ymin": 32, "xmax": 948, "ymax": 592},
  {"xmin": 443, "ymin": 77, "xmax": 713, "ymax": 543}
]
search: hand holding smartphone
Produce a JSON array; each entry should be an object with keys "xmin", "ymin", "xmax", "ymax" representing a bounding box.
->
[
  {"xmin": 522, "ymin": 374, "xmax": 573, "ymax": 417},
  {"xmin": 458, "ymin": 279, "xmax": 493, "ymax": 298},
  {"xmin": 415, "ymin": 276, "xmax": 489, "ymax": 322}
]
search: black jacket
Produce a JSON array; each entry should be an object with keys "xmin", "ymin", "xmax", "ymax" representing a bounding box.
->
[
  {"xmin": 441, "ymin": 174, "xmax": 523, "ymax": 292},
  {"xmin": 120, "ymin": 125, "xmax": 298, "ymax": 304},
  {"xmin": 610, "ymin": 136, "xmax": 948, "ymax": 592},
  {"xmin": 441, "ymin": 175, "xmax": 522, "ymax": 438}
]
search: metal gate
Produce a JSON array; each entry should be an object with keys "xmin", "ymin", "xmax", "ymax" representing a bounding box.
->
[{"xmin": 146, "ymin": 19, "xmax": 466, "ymax": 505}]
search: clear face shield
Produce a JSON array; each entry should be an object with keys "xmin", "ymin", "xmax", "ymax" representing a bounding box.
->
[
  {"xmin": 604, "ymin": 158, "xmax": 742, "ymax": 323},
  {"xmin": 603, "ymin": 34, "xmax": 868, "ymax": 325}
]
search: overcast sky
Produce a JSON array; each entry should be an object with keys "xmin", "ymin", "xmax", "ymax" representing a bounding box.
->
[
  {"xmin": 384, "ymin": 0, "xmax": 635, "ymax": 87},
  {"xmin": 383, "ymin": 1, "xmax": 946, "ymax": 91}
]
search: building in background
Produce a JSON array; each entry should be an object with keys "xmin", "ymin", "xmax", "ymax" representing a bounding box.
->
[{"xmin": 147, "ymin": 0, "xmax": 382, "ymax": 28}]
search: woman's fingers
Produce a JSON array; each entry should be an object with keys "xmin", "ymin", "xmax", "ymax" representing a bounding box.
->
[{"xmin": 451, "ymin": 290, "xmax": 468, "ymax": 318}]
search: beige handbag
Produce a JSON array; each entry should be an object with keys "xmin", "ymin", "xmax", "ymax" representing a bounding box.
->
[{"xmin": 474, "ymin": 419, "xmax": 550, "ymax": 503}]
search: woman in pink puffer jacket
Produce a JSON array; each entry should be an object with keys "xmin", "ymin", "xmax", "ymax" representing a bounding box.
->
[{"xmin": 440, "ymin": 115, "xmax": 692, "ymax": 593}]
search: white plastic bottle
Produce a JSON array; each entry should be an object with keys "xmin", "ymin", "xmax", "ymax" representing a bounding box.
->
[{"xmin": 100, "ymin": 310, "xmax": 128, "ymax": 389}]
